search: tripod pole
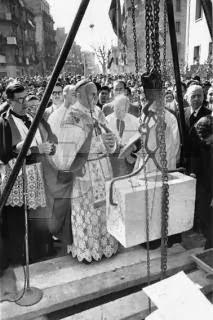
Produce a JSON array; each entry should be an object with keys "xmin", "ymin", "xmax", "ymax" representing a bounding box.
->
[{"xmin": 16, "ymin": 159, "xmax": 43, "ymax": 306}]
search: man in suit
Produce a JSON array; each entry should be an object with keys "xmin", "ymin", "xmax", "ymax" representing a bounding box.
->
[
  {"xmin": 184, "ymin": 85, "xmax": 211, "ymax": 232},
  {"xmin": 184, "ymin": 84, "xmax": 211, "ymax": 172},
  {"xmin": 190, "ymin": 115, "xmax": 213, "ymax": 246}
]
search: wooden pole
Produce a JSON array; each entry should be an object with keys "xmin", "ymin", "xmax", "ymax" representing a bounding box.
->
[
  {"xmin": 200, "ymin": 0, "xmax": 212, "ymax": 38},
  {"xmin": 166, "ymin": 0, "xmax": 186, "ymax": 162}
]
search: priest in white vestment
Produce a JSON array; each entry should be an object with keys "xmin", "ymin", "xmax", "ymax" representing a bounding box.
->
[{"xmin": 49, "ymin": 79, "xmax": 118, "ymax": 262}]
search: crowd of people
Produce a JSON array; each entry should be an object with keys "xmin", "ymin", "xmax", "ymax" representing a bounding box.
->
[{"xmin": 0, "ymin": 71, "xmax": 213, "ymax": 296}]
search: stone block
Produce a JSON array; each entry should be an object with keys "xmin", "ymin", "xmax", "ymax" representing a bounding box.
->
[{"xmin": 106, "ymin": 172, "xmax": 196, "ymax": 248}]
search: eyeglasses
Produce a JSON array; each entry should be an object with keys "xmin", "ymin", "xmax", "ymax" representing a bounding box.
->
[{"xmin": 52, "ymin": 91, "xmax": 62, "ymax": 96}]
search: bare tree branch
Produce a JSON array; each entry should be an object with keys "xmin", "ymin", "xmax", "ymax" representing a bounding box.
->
[{"xmin": 91, "ymin": 44, "xmax": 108, "ymax": 74}]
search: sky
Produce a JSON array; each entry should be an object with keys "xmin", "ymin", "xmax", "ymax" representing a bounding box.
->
[{"xmin": 47, "ymin": 0, "xmax": 119, "ymax": 51}]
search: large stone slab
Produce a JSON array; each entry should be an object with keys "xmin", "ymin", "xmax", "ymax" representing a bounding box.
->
[{"xmin": 106, "ymin": 172, "xmax": 196, "ymax": 247}]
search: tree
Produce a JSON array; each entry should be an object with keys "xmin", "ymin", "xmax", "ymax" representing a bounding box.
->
[{"xmin": 92, "ymin": 44, "xmax": 108, "ymax": 74}]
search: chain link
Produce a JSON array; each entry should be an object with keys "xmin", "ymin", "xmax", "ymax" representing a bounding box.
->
[
  {"xmin": 131, "ymin": 0, "xmax": 139, "ymax": 76},
  {"xmin": 152, "ymin": 0, "xmax": 169, "ymax": 279},
  {"xmin": 131, "ymin": 0, "xmax": 169, "ymax": 284},
  {"xmin": 162, "ymin": 0, "xmax": 167, "ymax": 85},
  {"xmin": 145, "ymin": 0, "xmax": 151, "ymax": 73},
  {"xmin": 131, "ymin": 0, "xmax": 151, "ymax": 312},
  {"xmin": 153, "ymin": 0, "xmax": 161, "ymax": 73}
]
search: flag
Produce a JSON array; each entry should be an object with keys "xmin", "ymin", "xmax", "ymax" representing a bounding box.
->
[
  {"xmin": 109, "ymin": 0, "xmax": 126, "ymax": 45},
  {"xmin": 107, "ymin": 50, "xmax": 114, "ymax": 69},
  {"xmin": 122, "ymin": 1, "xmax": 127, "ymax": 46}
]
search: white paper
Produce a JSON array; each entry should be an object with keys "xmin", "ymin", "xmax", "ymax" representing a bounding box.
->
[
  {"xmin": 143, "ymin": 271, "xmax": 213, "ymax": 320},
  {"xmin": 145, "ymin": 310, "xmax": 164, "ymax": 320}
]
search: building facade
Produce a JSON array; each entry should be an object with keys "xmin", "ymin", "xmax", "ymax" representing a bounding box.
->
[
  {"xmin": 24, "ymin": 0, "xmax": 56, "ymax": 75},
  {"xmin": 185, "ymin": 0, "xmax": 212, "ymax": 67},
  {"xmin": 111, "ymin": 0, "xmax": 187, "ymax": 74},
  {"xmin": 55, "ymin": 27, "xmax": 66, "ymax": 57},
  {"xmin": 82, "ymin": 51, "xmax": 99, "ymax": 76},
  {"xmin": 66, "ymin": 42, "xmax": 83, "ymax": 75},
  {"xmin": 55, "ymin": 28, "xmax": 83, "ymax": 75},
  {"xmin": 0, "ymin": 0, "xmax": 38, "ymax": 77}
]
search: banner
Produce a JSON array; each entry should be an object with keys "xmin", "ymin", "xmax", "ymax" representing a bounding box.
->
[{"xmin": 109, "ymin": 0, "xmax": 126, "ymax": 45}]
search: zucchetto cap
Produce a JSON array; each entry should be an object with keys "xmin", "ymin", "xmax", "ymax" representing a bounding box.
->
[{"xmin": 75, "ymin": 78, "xmax": 92, "ymax": 91}]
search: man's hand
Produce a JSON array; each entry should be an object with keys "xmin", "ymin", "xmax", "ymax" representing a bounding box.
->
[
  {"xmin": 38, "ymin": 142, "xmax": 54, "ymax": 154},
  {"xmin": 102, "ymin": 132, "xmax": 116, "ymax": 149}
]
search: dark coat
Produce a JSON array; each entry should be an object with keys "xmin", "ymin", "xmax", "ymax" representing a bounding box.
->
[
  {"xmin": 184, "ymin": 106, "xmax": 211, "ymax": 132},
  {"xmin": 184, "ymin": 106, "xmax": 211, "ymax": 168},
  {"xmin": 190, "ymin": 121, "xmax": 213, "ymax": 247}
]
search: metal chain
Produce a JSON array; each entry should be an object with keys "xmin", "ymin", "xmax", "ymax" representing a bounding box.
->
[
  {"xmin": 153, "ymin": 0, "xmax": 161, "ymax": 73},
  {"xmin": 131, "ymin": 0, "xmax": 151, "ymax": 312},
  {"xmin": 145, "ymin": 0, "xmax": 151, "ymax": 73},
  {"xmin": 152, "ymin": 0, "xmax": 169, "ymax": 279},
  {"xmin": 162, "ymin": 0, "xmax": 167, "ymax": 86},
  {"xmin": 131, "ymin": 0, "xmax": 139, "ymax": 78},
  {"xmin": 149, "ymin": 2, "xmax": 155, "ymax": 70}
]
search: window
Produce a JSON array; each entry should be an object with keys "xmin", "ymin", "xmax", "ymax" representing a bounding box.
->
[
  {"xmin": 193, "ymin": 46, "xmax": 200, "ymax": 63},
  {"xmin": 175, "ymin": 21, "xmax": 181, "ymax": 33},
  {"xmin": 195, "ymin": 0, "xmax": 202, "ymax": 20},
  {"xmin": 176, "ymin": 0, "xmax": 181, "ymax": 12}
]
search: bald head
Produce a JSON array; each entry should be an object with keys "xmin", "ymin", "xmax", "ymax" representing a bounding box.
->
[
  {"xmin": 186, "ymin": 85, "xmax": 204, "ymax": 110},
  {"xmin": 63, "ymin": 85, "xmax": 76, "ymax": 108}
]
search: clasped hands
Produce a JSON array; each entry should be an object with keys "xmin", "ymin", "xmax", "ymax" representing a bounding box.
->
[
  {"xmin": 15, "ymin": 141, "xmax": 55, "ymax": 155},
  {"xmin": 102, "ymin": 132, "xmax": 116, "ymax": 150}
]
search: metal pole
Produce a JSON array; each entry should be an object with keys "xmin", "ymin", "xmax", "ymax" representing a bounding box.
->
[
  {"xmin": 23, "ymin": 160, "xmax": 30, "ymax": 289},
  {"xmin": 0, "ymin": 0, "xmax": 90, "ymax": 215},
  {"xmin": 16, "ymin": 159, "xmax": 43, "ymax": 306},
  {"xmin": 166, "ymin": 0, "xmax": 186, "ymax": 160}
]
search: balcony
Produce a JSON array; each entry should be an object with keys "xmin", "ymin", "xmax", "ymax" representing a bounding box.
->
[{"xmin": 6, "ymin": 37, "xmax": 17, "ymax": 45}]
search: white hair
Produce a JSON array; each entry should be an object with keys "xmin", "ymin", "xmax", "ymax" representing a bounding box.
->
[
  {"xmin": 63, "ymin": 84, "xmax": 76, "ymax": 96},
  {"xmin": 185, "ymin": 84, "xmax": 203, "ymax": 102},
  {"xmin": 113, "ymin": 94, "xmax": 130, "ymax": 112}
]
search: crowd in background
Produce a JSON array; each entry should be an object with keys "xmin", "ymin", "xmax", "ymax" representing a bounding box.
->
[
  {"xmin": 0, "ymin": 72, "xmax": 213, "ymax": 113},
  {"xmin": 0, "ymin": 71, "xmax": 213, "ymax": 279}
]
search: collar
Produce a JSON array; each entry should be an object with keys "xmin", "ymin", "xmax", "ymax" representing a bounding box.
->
[
  {"xmin": 191, "ymin": 106, "xmax": 202, "ymax": 116},
  {"xmin": 73, "ymin": 101, "xmax": 90, "ymax": 114},
  {"xmin": 10, "ymin": 109, "xmax": 29, "ymax": 120}
]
